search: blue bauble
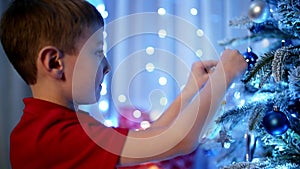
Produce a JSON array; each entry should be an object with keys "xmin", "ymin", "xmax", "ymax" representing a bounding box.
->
[
  {"xmin": 263, "ymin": 109, "xmax": 289, "ymax": 136},
  {"xmin": 248, "ymin": 0, "xmax": 270, "ymax": 23},
  {"xmin": 243, "ymin": 47, "xmax": 258, "ymax": 71}
]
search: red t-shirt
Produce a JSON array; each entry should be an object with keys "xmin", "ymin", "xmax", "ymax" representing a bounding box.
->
[{"xmin": 10, "ymin": 98, "xmax": 129, "ymax": 169}]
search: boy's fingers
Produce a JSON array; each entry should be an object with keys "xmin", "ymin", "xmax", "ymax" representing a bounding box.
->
[
  {"xmin": 202, "ymin": 60, "xmax": 218, "ymax": 68},
  {"xmin": 192, "ymin": 60, "xmax": 218, "ymax": 74},
  {"xmin": 199, "ymin": 60, "xmax": 218, "ymax": 73}
]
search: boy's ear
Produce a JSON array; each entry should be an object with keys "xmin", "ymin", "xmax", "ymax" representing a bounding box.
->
[{"xmin": 38, "ymin": 46, "xmax": 64, "ymax": 80}]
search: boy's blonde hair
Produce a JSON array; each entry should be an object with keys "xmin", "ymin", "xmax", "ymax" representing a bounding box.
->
[{"xmin": 0, "ymin": 0, "xmax": 104, "ymax": 84}]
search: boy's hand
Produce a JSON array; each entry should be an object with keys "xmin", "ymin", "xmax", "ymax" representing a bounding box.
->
[
  {"xmin": 183, "ymin": 60, "xmax": 218, "ymax": 95},
  {"xmin": 217, "ymin": 49, "xmax": 248, "ymax": 83}
]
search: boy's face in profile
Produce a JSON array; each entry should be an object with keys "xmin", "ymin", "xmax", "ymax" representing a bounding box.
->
[{"xmin": 71, "ymin": 27, "xmax": 110, "ymax": 105}]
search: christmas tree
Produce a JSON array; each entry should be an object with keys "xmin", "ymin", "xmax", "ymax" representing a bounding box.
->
[{"xmin": 200, "ymin": 0, "xmax": 300, "ymax": 168}]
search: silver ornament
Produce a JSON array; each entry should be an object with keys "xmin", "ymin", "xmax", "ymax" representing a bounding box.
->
[{"xmin": 248, "ymin": 0, "xmax": 270, "ymax": 23}]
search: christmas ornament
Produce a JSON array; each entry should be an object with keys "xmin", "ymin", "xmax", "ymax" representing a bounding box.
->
[
  {"xmin": 262, "ymin": 107, "xmax": 289, "ymax": 136},
  {"xmin": 244, "ymin": 132, "xmax": 257, "ymax": 162},
  {"xmin": 243, "ymin": 47, "xmax": 258, "ymax": 71},
  {"xmin": 216, "ymin": 127, "xmax": 232, "ymax": 149},
  {"xmin": 248, "ymin": 0, "xmax": 270, "ymax": 23}
]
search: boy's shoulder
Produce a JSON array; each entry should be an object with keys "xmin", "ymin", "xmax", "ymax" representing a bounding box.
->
[{"xmin": 11, "ymin": 97, "xmax": 129, "ymax": 169}]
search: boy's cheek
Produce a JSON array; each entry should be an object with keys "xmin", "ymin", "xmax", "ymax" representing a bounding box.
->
[
  {"xmin": 72, "ymin": 62, "xmax": 99, "ymax": 104},
  {"xmin": 72, "ymin": 80, "xmax": 98, "ymax": 104}
]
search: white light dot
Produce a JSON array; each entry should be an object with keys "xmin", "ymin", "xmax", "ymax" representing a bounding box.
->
[
  {"xmin": 103, "ymin": 31, "xmax": 107, "ymax": 39},
  {"xmin": 160, "ymin": 97, "xmax": 168, "ymax": 106},
  {"xmin": 146, "ymin": 47, "xmax": 155, "ymax": 55},
  {"xmin": 230, "ymin": 83, "xmax": 236, "ymax": 89},
  {"xmin": 254, "ymin": 6, "xmax": 261, "ymax": 13},
  {"xmin": 104, "ymin": 120, "xmax": 113, "ymax": 127},
  {"xmin": 140, "ymin": 121, "xmax": 151, "ymax": 129},
  {"xmin": 118, "ymin": 95, "xmax": 127, "ymax": 103},
  {"xmin": 224, "ymin": 142, "xmax": 231, "ymax": 149},
  {"xmin": 100, "ymin": 83, "xmax": 107, "ymax": 95},
  {"xmin": 96, "ymin": 4, "xmax": 108, "ymax": 19},
  {"xmin": 99, "ymin": 100, "xmax": 109, "ymax": 111},
  {"xmin": 133, "ymin": 110, "xmax": 142, "ymax": 119},
  {"xmin": 234, "ymin": 91, "xmax": 241, "ymax": 99},
  {"xmin": 158, "ymin": 8, "xmax": 166, "ymax": 15},
  {"xmin": 96, "ymin": 4, "xmax": 105, "ymax": 12},
  {"xmin": 196, "ymin": 49, "xmax": 203, "ymax": 58},
  {"xmin": 158, "ymin": 29, "xmax": 167, "ymax": 38},
  {"xmin": 190, "ymin": 8, "xmax": 198, "ymax": 15},
  {"xmin": 196, "ymin": 29, "xmax": 204, "ymax": 37},
  {"xmin": 101, "ymin": 11, "xmax": 109, "ymax": 19},
  {"xmin": 262, "ymin": 38, "xmax": 270, "ymax": 48},
  {"xmin": 145, "ymin": 63, "xmax": 155, "ymax": 72},
  {"xmin": 158, "ymin": 77, "xmax": 168, "ymax": 86}
]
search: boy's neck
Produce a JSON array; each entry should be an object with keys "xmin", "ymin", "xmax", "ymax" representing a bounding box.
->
[{"xmin": 30, "ymin": 84, "xmax": 75, "ymax": 110}]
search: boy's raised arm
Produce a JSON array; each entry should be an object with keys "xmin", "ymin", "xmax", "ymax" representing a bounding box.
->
[
  {"xmin": 119, "ymin": 49, "xmax": 247, "ymax": 167},
  {"xmin": 150, "ymin": 60, "xmax": 218, "ymax": 128}
]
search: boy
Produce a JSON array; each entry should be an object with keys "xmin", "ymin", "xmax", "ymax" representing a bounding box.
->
[{"xmin": 0, "ymin": 0, "xmax": 247, "ymax": 168}]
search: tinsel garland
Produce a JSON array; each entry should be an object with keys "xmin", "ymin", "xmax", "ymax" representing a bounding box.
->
[
  {"xmin": 271, "ymin": 45, "xmax": 300, "ymax": 82},
  {"xmin": 242, "ymin": 45, "xmax": 300, "ymax": 89}
]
